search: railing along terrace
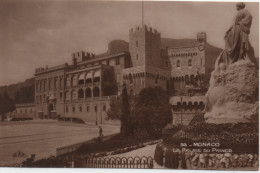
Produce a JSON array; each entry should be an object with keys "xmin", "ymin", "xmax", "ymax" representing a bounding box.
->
[{"xmin": 74, "ymin": 156, "xmax": 153, "ymax": 169}]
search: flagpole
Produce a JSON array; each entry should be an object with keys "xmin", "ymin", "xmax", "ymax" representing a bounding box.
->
[{"xmin": 142, "ymin": 0, "xmax": 144, "ymax": 26}]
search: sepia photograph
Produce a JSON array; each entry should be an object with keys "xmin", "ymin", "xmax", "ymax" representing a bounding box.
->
[{"xmin": 0, "ymin": 0, "xmax": 259, "ymax": 171}]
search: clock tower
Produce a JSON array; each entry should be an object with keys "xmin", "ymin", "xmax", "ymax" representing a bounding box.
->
[{"xmin": 197, "ymin": 32, "xmax": 206, "ymax": 51}]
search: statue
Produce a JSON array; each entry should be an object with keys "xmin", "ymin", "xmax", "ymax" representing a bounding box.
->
[
  {"xmin": 215, "ymin": 2, "xmax": 256, "ymax": 71},
  {"xmin": 204, "ymin": 2, "xmax": 258, "ymax": 123}
]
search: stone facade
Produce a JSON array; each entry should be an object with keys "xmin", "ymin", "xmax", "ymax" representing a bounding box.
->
[
  {"xmin": 32, "ymin": 26, "xmax": 216, "ymax": 125},
  {"xmin": 35, "ymin": 52, "xmax": 130, "ymax": 124},
  {"xmin": 11, "ymin": 103, "xmax": 36, "ymax": 119},
  {"xmin": 168, "ymin": 32, "xmax": 217, "ymax": 125},
  {"xmin": 123, "ymin": 25, "xmax": 171, "ymax": 95}
]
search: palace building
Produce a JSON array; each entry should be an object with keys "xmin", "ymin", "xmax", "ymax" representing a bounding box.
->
[
  {"xmin": 33, "ymin": 25, "xmax": 218, "ymax": 125},
  {"xmin": 168, "ymin": 32, "xmax": 219, "ymax": 125}
]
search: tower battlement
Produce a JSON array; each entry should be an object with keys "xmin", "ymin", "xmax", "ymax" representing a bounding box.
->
[
  {"xmin": 197, "ymin": 32, "xmax": 207, "ymax": 44},
  {"xmin": 72, "ymin": 51, "xmax": 95, "ymax": 62},
  {"xmin": 129, "ymin": 25, "xmax": 160, "ymax": 35}
]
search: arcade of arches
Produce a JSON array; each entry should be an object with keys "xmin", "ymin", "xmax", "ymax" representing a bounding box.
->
[{"xmin": 170, "ymin": 74, "xmax": 205, "ymax": 89}]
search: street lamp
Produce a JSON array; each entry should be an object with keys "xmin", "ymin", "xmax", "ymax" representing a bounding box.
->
[
  {"xmin": 95, "ymin": 105, "xmax": 98, "ymax": 125},
  {"xmin": 180, "ymin": 96, "xmax": 183, "ymax": 126}
]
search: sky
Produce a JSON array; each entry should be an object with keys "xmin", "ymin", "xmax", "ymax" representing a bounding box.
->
[{"xmin": 0, "ymin": 0, "xmax": 259, "ymax": 86}]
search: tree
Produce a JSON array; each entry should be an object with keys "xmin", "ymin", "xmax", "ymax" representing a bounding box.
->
[
  {"xmin": 132, "ymin": 87, "xmax": 172, "ymax": 135},
  {"xmin": 120, "ymin": 84, "xmax": 130, "ymax": 134},
  {"xmin": 106, "ymin": 96, "xmax": 122, "ymax": 120},
  {"xmin": 1, "ymin": 91, "xmax": 15, "ymax": 120},
  {"xmin": 0, "ymin": 94, "xmax": 3, "ymax": 115},
  {"xmin": 167, "ymin": 79, "xmax": 175, "ymax": 96},
  {"xmin": 14, "ymin": 86, "xmax": 34, "ymax": 104}
]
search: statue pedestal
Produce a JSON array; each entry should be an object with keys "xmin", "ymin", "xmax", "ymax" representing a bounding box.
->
[{"xmin": 204, "ymin": 60, "xmax": 258, "ymax": 124}]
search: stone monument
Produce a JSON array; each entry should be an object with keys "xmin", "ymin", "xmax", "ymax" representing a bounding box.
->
[
  {"xmin": 154, "ymin": 3, "xmax": 259, "ymax": 170},
  {"xmin": 204, "ymin": 2, "xmax": 259, "ymax": 123}
]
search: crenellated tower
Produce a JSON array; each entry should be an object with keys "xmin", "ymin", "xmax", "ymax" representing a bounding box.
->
[
  {"xmin": 129, "ymin": 25, "xmax": 161, "ymax": 68},
  {"xmin": 197, "ymin": 32, "xmax": 207, "ymax": 45},
  {"xmin": 123, "ymin": 25, "xmax": 170, "ymax": 96}
]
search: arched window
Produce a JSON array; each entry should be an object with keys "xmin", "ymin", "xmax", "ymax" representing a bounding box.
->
[
  {"xmin": 188, "ymin": 59, "xmax": 192, "ymax": 67},
  {"xmin": 177, "ymin": 60, "xmax": 180, "ymax": 67},
  {"xmin": 188, "ymin": 102, "xmax": 193, "ymax": 111},
  {"xmin": 93, "ymin": 71, "xmax": 101, "ymax": 82},
  {"xmin": 194, "ymin": 102, "xmax": 199, "ymax": 111},
  {"xmin": 66, "ymin": 76, "xmax": 71, "ymax": 87},
  {"xmin": 44, "ymin": 81, "xmax": 46, "ymax": 90},
  {"xmin": 49, "ymin": 79, "xmax": 52, "ymax": 89},
  {"xmin": 78, "ymin": 89, "xmax": 84, "ymax": 99},
  {"xmin": 86, "ymin": 71, "xmax": 93, "ymax": 84},
  {"xmin": 71, "ymin": 90, "xmax": 77, "ymax": 100},
  {"xmin": 183, "ymin": 102, "xmax": 187, "ymax": 111},
  {"xmin": 93, "ymin": 87, "xmax": 100, "ymax": 97},
  {"xmin": 185, "ymin": 75, "xmax": 190, "ymax": 86},
  {"xmin": 54, "ymin": 79, "xmax": 58, "ymax": 88},
  {"xmin": 190, "ymin": 75, "xmax": 195, "ymax": 86},
  {"xmin": 72, "ymin": 75, "xmax": 78, "ymax": 86},
  {"xmin": 85, "ymin": 88, "xmax": 92, "ymax": 98},
  {"xmin": 199, "ymin": 102, "xmax": 205, "ymax": 110},
  {"xmin": 103, "ymin": 105, "xmax": 106, "ymax": 111},
  {"xmin": 60, "ymin": 78, "xmax": 63, "ymax": 88},
  {"xmin": 78, "ymin": 73, "xmax": 85, "ymax": 85},
  {"xmin": 129, "ymin": 74, "xmax": 133, "ymax": 84}
]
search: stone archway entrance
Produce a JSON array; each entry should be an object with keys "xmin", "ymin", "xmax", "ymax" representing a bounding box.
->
[
  {"xmin": 48, "ymin": 103, "xmax": 54, "ymax": 112},
  {"xmin": 46, "ymin": 93, "xmax": 57, "ymax": 118}
]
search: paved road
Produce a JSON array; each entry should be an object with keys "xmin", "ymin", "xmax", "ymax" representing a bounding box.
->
[{"xmin": 0, "ymin": 120, "xmax": 119, "ymax": 166}]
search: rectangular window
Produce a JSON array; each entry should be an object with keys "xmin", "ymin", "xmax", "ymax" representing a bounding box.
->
[
  {"xmin": 49, "ymin": 79, "xmax": 52, "ymax": 90},
  {"xmin": 103, "ymin": 105, "xmax": 106, "ymax": 111},
  {"xmin": 60, "ymin": 92, "xmax": 63, "ymax": 99},
  {"xmin": 66, "ymin": 107, "xmax": 68, "ymax": 112},
  {"xmin": 66, "ymin": 77, "xmax": 71, "ymax": 87},
  {"xmin": 54, "ymin": 79, "xmax": 57, "ymax": 88},
  {"xmin": 136, "ymin": 41, "xmax": 138, "ymax": 47},
  {"xmin": 188, "ymin": 59, "xmax": 192, "ymax": 67},
  {"xmin": 87, "ymin": 106, "xmax": 89, "ymax": 112},
  {"xmin": 106, "ymin": 60, "xmax": 109, "ymax": 65},
  {"xmin": 136, "ymin": 54, "xmax": 138, "ymax": 60},
  {"xmin": 44, "ymin": 81, "xmax": 46, "ymax": 90},
  {"xmin": 165, "ymin": 61, "xmax": 169, "ymax": 68},
  {"xmin": 72, "ymin": 106, "xmax": 75, "ymax": 112},
  {"xmin": 60, "ymin": 78, "xmax": 63, "ymax": 88},
  {"xmin": 79, "ymin": 106, "xmax": 82, "ymax": 112}
]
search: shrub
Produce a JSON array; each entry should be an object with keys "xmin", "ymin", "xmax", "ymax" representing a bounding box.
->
[
  {"xmin": 165, "ymin": 149, "xmax": 174, "ymax": 168},
  {"xmin": 154, "ymin": 144, "xmax": 164, "ymax": 166},
  {"xmin": 132, "ymin": 87, "xmax": 172, "ymax": 136}
]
